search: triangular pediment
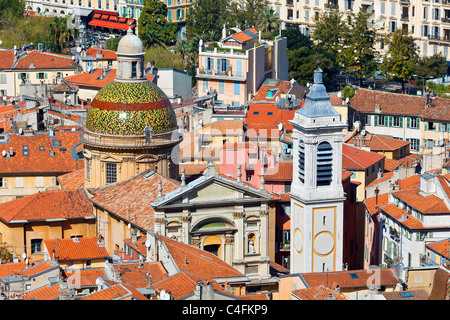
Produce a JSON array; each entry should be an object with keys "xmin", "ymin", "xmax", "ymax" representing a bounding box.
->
[{"xmin": 157, "ymin": 176, "xmax": 272, "ymax": 207}]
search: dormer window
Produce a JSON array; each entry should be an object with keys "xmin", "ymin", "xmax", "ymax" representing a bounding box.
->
[{"xmin": 267, "ymin": 89, "xmax": 277, "ymax": 98}]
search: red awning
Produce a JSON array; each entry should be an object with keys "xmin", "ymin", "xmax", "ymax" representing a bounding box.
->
[
  {"xmin": 118, "ymin": 17, "xmax": 126, "ymax": 23},
  {"xmin": 101, "ymin": 14, "xmax": 109, "ymax": 20},
  {"xmin": 88, "ymin": 19, "xmax": 134, "ymax": 31},
  {"xmin": 93, "ymin": 13, "xmax": 101, "ymax": 19},
  {"xmin": 94, "ymin": 10, "xmax": 118, "ymax": 16},
  {"xmin": 109, "ymin": 16, "xmax": 118, "ymax": 21}
]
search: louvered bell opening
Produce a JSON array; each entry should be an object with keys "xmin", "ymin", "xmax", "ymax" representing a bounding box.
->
[
  {"xmin": 317, "ymin": 142, "xmax": 332, "ymax": 186},
  {"xmin": 298, "ymin": 140, "xmax": 305, "ymax": 183}
]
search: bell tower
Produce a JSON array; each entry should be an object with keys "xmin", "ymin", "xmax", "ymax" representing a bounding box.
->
[{"xmin": 289, "ymin": 62, "xmax": 346, "ymax": 273}]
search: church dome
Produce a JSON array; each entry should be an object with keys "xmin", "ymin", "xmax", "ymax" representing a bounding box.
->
[
  {"xmin": 117, "ymin": 27, "xmax": 145, "ymax": 56},
  {"xmin": 85, "ymin": 80, "xmax": 177, "ymax": 136}
]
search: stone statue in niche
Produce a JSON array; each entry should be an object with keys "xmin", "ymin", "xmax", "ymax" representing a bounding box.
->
[{"xmin": 248, "ymin": 238, "xmax": 255, "ymax": 254}]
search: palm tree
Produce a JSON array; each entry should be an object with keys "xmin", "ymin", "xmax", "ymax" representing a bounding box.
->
[
  {"xmin": 176, "ymin": 39, "xmax": 193, "ymax": 69},
  {"xmin": 256, "ymin": 7, "xmax": 279, "ymax": 39},
  {"xmin": 141, "ymin": 27, "xmax": 166, "ymax": 48},
  {"xmin": 49, "ymin": 17, "xmax": 71, "ymax": 53}
]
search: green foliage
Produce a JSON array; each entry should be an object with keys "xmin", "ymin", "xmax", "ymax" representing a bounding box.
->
[
  {"xmin": 0, "ymin": 0, "xmax": 25, "ymax": 27},
  {"xmin": 185, "ymin": 0, "xmax": 230, "ymax": 41},
  {"xmin": 340, "ymin": 10, "xmax": 378, "ymax": 87},
  {"xmin": 413, "ymin": 53, "xmax": 448, "ymax": 81},
  {"xmin": 380, "ymin": 29, "xmax": 419, "ymax": 93},
  {"xmin": 144, "ymin": 45, "xmax": 185, "ymax": 71},
  {"xmin": 138, "ymin": 0, "xmax": 177, "ymax": 48},
  {"xmin": 255, "ymin": 6, "xmax": 280, "ymax": 40},
  {"xmin": 228, "ymin": 0, "xmax": 270, "ymax": 31},
  {"xmin": 288, "ymin": 47, "xmax": 339, "ymax": 89},
  {"xmin": 312, "ymin": 10, "xmax": 348, "ymax": 57},
  {"xmin": 105, "ymin": 36, "xmax": 121, "ymax": 51},
  {"xmin": 0, "ymin": 247, "xmax": 12, "ymax": 261},
  {"xmin": 49, "ymin": 16, "xmax": 77, "ymax": 53},
  {"xmin": 425, "ymin": 81, "xmax": 450, "ymax": 96},
  {"xmin": 341, "ymin": 86, "xmax": 356, "ymax": 99},
  {"xmin": 281, "ymin": 27, "xmax": 313, "ymax": 51}
]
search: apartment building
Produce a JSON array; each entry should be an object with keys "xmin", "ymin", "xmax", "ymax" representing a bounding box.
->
[
  {"xmin": 196, "ymin": 28, "xmax": 288, "ymax": 107},
  {"xmin": 268, "ymin": 0, "xmax": 450, "ymax": 59},
  {"xmin": 349, "ymin": 88, "xmax": 450, "ymax": 155}
]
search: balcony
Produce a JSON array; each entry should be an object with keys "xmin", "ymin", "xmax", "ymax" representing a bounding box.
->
[
  {"xmin": 197, "ymin": 68, "xmax": 246, "ymax": 81},
  {"xmin": 200, "ymin": 46, "xmax": 248, "ymax": 57},
  {"xmin": 401, "ymin": 14, "xmax": 409, "ymax": 21},
  {"xmin": 443, "ymin": 17, "xmax": 450, "ymax": 23},
  {"xmin": 324, "ymin": 3, "xmax": 339, "ymax": 9},
  {"xmin": 443, "ymin": 0, "xmax": 450, "ymax": 5}
]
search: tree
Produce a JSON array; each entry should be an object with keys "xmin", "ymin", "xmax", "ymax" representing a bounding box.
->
[
  {"xmin": 185, "ymin": 0, "xmax": 230, "ymax": 41},
  {"xmin": 288, "ymin": 47, "xmax": 339, "ymax": 90},
  {"xmin": 413, "ymin": 53, "xmax": 448, "ymax": 85},
  {"xmin": 380, "ymin": 29, "xmax": 419, "ymax": 93},
  {"xmin": 0, "ymin": 0, "xmax": 24, "ymax": 27},
  {"xmin": 144, "ymin": 45, "xmax": 185, "ymax": 71},
  {"xmin": 340, "ymin": 10, "xmax": 378, "ymax": 87},
  {"xmin": 227, "ymin": 0, "xmax": 270, "ymax": 30},
  {"xmin": 312, "ymin": 10, "xmax": 348, "ymax": 57},
  {"xmin": 255, "ymin": 6, "xmax": 280, "ymax": 39},
  {"xmin": 281, "ymin": 27, "xmax": 313, "ymax": 51},
  {"xmin": 138, "ymin": 0, "xmax": 177, "ymax": 48},
  {"xmin": 49, "ymin": 16, "xmax": 75, "ymax": 53},
  {"xmin": 106, "ymin": 36, "xmax": 121, "ymax": 51}
]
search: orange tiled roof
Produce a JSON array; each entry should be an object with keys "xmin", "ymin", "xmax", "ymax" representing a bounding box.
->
[
  {"xmin": 378, "ymin": 203, "xmax": 425, "ymax": 229},
  {"xmin": 245, "ymin": 123, "xmax": 282, "ymax": 139},
  {"xmin": 349, "ymin": 132, "xmax": 410, "ymax": 151},
  {"xmin": 12, "ymin": 50, "xmax": 80, "ymax": 70},
  {"xmin": 291, "ymin": 284, "xmax": 349, "ymax": 300},
  {"xmin": 299, "ymin": 268, "xmax": 399, "ymax": 289},
  {"xmin": 0, "ymin": 262, "xmax": 26, "ymax": 277},
  {"xmin": 90, "ymin": 170, "xmax": 180, "ymax": 232},
  {"xmin": 350, "ymin": 88, "xmax": 427, "ymax": 116},
  {"xmin": 245, "ymin": 102, "xmax": 303, "ymax": 131},
  {"xmin": 112, "ymin": 261, "xmax": 169, "ymax": 288},
  {"xmin": 159, "ymin": 235, "xmax": 245, "ymax": 279},
  {"xmin": 0, "ymin": 189, "xmax": 93, "ymax": 223},
  {"xmin": 21, "ymin": 261, "xmax": 58, "ymax": 278},
  {"xmin": 262, "ymin": 161, "xmax": 293, "ymax": 181},
  {"xmin": 230, "ymin": 28, "xmax": 258, "ymax": 42},
  {"xmin": 364, "ymin": 193, "xmax": 389, "ymax": 216},
  {"xmin": 0, "ymin": 131, "xmax": 83, "ymax": 174},
  {"xmin": 0, "ymin": 50, "xmax": 15, "ymax": 69},
  {"xmin": 392, "ymin": 188, "xmax": 450, "ymax": 214},
  {"xmin": 382, "ymin": 289, "xmax": 430, "ymax": 300},
  {"xmin": 238, "ymin": 293, "xmax": 269, "ymax": 300},
  {"xmin": 22, "ymin": 283, "xmax": 69, "ymax": 300},
  {"xmin": 384, "ymin": 154, "xmax": 421, "ymax": 172},
  {"xmin": 342, "ymin": 143, "xmax": 385, "ymax": 170},
  {"xmin": 151, "ymin": 271, "xmax": 232, "ymax": 300},
  {"xmin": 43, "ymin": 237, "xmax": 109, "ymax": 261},
  {"xmin": 427, "ymin": 239, "xmax": 450, "ymax": 259},
  {"xmin": 63, "ymin": 268, "xmax": 108, "ymax": 288},
  {"xmin": 57, "ymin": 168, "xmax": 85, "ymax": 190},
  {"xmin": 365, "ymin": 172, "xmax": 394, "ymax": 188},
  {"xmin": 85, "ymin": 48, "xmax": 118, "ymax": 60},
  {"xmin": 397, "ymin": 174, "xmax": 421, "ymax": 190},
  {"xmin": 79, "ymin": 283, "xmax": 147, "ymax": 300}
]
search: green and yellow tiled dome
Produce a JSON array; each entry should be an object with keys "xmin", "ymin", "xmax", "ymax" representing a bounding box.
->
[{"xmin": 86, "ymin": 80, "xmax": 177, "ymax": 136}]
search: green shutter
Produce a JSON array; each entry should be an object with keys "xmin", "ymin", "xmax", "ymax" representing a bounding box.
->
[
  {"xmin": 18, "ymin": 73, "xmax": 21, "ymax": 80},
  {"xmin": 36, "ymin": 73, "xmax": 39, "ymax": 79},
  {"xmin": 374, "ymin": 115, "xmax": 378, "ymax": 126},
  {"xmin": 388, "ymin": 116, "xmax": 393, "ymax": 127},
  {"xmin": 44, "ymin": 73, "xmax": 47, "ymax": 79},
  {"xmin": 407, "ymin": 117, "xmax": 410, "ymax": 128},
  {"xmin": 424, "ymin": 121, "xmax": 429, "ymax": 131},
  {"xmin": 399, "ymin": 117, "xmax": 403, "ymax": 128},
  {"xmin": 26, "ymin": 73, "xmax": 29, "ymax": 79},
  {"xmin": 417, "ymin": 118, "xmax": 420, "ymax": 130}
]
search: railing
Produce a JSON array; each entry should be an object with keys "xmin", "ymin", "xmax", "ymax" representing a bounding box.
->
[
  {"xmin": 428, "ymin": 34, "xmax": 441, "ymax": 40},
  {"xmin": 324, "ymin": 3, "xmax": 339, "ymax": 9},
  {"xmin": 401, "ymin": 14, "xmax": 409, "ymax": 20},
  {"xmin": 200, "ymin": 46, "xmax": 248, "ymax": 57},
  {"xmin": 198, "ymin": 68, "xmax": 244, "ymax": 78},
  {"xmin": 442, "ymin": 17, "xmax": 450, "ymax": 23}
]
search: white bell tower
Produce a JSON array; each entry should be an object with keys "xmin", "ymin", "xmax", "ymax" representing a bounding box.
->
[{"xmin": 289, "ymin": 62, "xmax": 346, "ymax": 273}]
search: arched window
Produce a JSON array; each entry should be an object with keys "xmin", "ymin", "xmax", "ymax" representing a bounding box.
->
[
  {"xmin": 317, "ymin": 141, "xmax": 333, "ymax": 186},
  {"xmin": 298, "ymin": 139, "xmax": 305, "ymax": 183}
]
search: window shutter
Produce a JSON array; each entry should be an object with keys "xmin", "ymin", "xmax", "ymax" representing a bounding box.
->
[
  {"xmin": 36, "ymin": 73, "xmax": 39, "ymax": 79},
  {"xmin": 424, "ymin": 121, "xmax": 429, "ymax": 130},
  {"xmin": 388, "ymin": 116, "xmax": 393, "ymax": 127},
  {"xmin": 399, "ymin": 117, "xmax": 403, "ymax": 128},
  {"xmin": 44, "ymin": 73, "xmax": 47, "ymax": 79},
  {"xmin": 374, "ymin": 115, "xmax": 378, "ymax": 126},
  {"xmin": 407, "ymin": 117, "xmax": 411, "ymax": 128},
  {"xmin": 217, "ymin": 58, "xmax": 221, "ymax": 72}
]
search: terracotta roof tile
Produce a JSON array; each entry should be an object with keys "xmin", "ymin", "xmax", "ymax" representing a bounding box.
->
[
  {"xmin": 382, "ymin": 289, "xmax": 430, "ymax": 300},
  {"xmin": 238, "ymin": 293, "xmax": 269, "ymax": 300},
  {"xmin": 365, "ymin": 172, "xmax": 394, "ymax": 188},
  {"xmin": 292, "ymin": 284, "xmax": 349, "ymax": 300},
  {"xmin": 43, "ymin": 237, "xmax": 109, "ymax": 261},
  {"xmin": 21, "ymin": 261, "xmax": 58, "ymax": 278},
  {"xmin": 151, "ymin": 271, "xmax": 231, "ymax": 300},
  {"xmin": 13, "ymin": 50, "xmax": 80, "ymax": 70},
  {"xmin": 112, "ymin": 261, "xmax": 168, "ymax": 288},
  {"xmin": 384, "ymin": 154, "xmax": 421, "ymax": 172},
  {"xmin": 90, "ymin": 170, "xmax": 180, "ymax": 232},
  {"xmin": 57, "ymin": 168, "xmax": 85, "ymax": 190},
  {"xmin": 159, "ymin": 235, "xmax": 245, "ymax": 279},
  {"xmin": 22, "ymin": 283, "xmax": 69, "ymax": 300},
  {"xmin": 397, "ymin": 175, "xmax": 421, "ymax": 190},
  {"xmin": 0, "ymin": 189, "xmax": 93, "ymax": 223},
  {"xmin": 0, "ymin": 262, "xmax": 26, "ymax": 277},
  {"xmin": 349, "ymin": 132, "xmax": 410, "ymax": 151},
  {"xmin": 364, "ymin": 193, "xmax": 389, "ymax": 216},
  {"xmin": 85, "ymin": 48, "xmax": 118, "ymax": 60},
  {"xmin": 392, "ymin": 188, "xmax": 450, "ymax": 213},
  {"xmin": 299, "ymin": 268, "xmax": 399, "ymax": 289},
  {"xmin": 79, "ymin": 283, "xmax": 134, "ymax": 300},
  {"xmin": 63, "ymin": 268, "xmax": 107, "ymax": 288},
  {"xmin": 378, "ymin": 203, "xmax": 425, "ymax": 229},
  {"xmin": 342, "ymin": 143, "xmax": 385, "ymax": 170},
  {"xmin": 0, "ymin": 50, "xmax": 15, "ymax": 69},
  {"xmin": 261, "ymin": 161, "xmax": 292, "ymax": 181},
  {"xmin": 245, "ymin": 102, "xmax": 302, "ymax": 131},
  {"xmin": 426, "ymin": 239, "xmax": 450, "ymax": 259},
  {"xmin": 0, "ymin": 131, "xmax": 83, "ymax": 174}
]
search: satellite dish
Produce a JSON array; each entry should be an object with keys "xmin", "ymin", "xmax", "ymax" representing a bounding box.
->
[
  {"xmin": 277, "ymin": 123, "xmax": 283, "ymax": 131},
  {"xmin": 145, "ymin": 239, "xmax": 151, "ymax": 248},
  {"xmin": 361, "ymin": 130, "xmax": 366, "ymax": 136},
  {"xmin": 2, "ymin": 150, "xmax": 5, "ymax": 157},
  {"xmin": 22, "ymin": 252, "xmax": 27, "ymax": 259},
  {"xmin": 337, "ymin": 91, "xmax": 342, "ymax": 98},
  {"xmin": 127, "ymin": 223, "xmax": 131, "ymax": 229},
  {"xmin": 345, "ymin": 97, "xmax": 350, "ymax": 104},
  {"xmin": 25, "ymin": 258, "xmax": 28, "ymax": 265},
  {"xmin": 76, "ymin": 46, "xmax": 82, "ymax": 53},
  {"xmin": 19, "ymin": 128, "xmax": 23, "ymax": 135}
]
